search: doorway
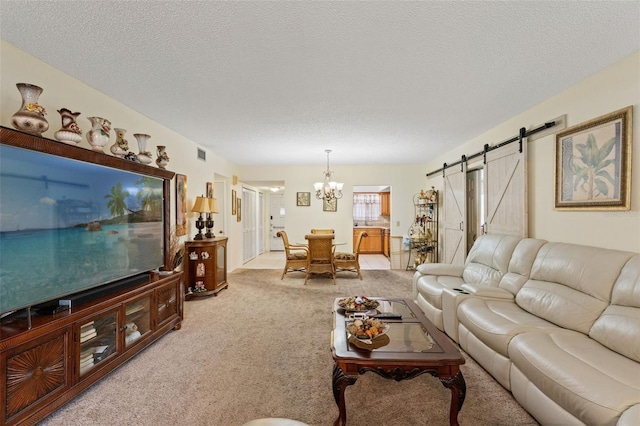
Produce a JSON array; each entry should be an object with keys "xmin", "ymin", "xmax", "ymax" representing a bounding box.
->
[
  {"xmin": 270, "ymin": 192, "xmax": 285, "ymax": 251},
  {"xmin": 466, "ymin": 168, "xmax": 485, "ymax": 252}
]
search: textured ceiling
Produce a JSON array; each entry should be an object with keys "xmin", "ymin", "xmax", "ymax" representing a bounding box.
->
[{"xmin": 1, "ymin": 1, "xmax": 638, "ymax": 166}]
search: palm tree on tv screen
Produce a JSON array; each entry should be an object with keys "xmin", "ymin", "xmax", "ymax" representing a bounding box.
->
[{"xmin": 105, "ymin": 182, "xmax": 130, "ymax": 219}]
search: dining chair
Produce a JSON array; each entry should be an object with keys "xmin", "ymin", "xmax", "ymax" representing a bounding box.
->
[
  {"xmin": 277, "ymin": 231, "xmax": 309, "ymax": 279},
  {"xmin": 334, "ymin": 231, "xmax": 368, "ymax": 279},
  {"xmin": 310, "ymin": 229, "xmax": 335, "ymax": 234},
  {"xmin": 304, "ymin": 234, "xmax": 336, "ymax": 285}
]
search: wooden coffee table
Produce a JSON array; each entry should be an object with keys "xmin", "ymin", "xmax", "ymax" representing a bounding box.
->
[{"xmin": 331, "ymin": 298, "xmax": 466, "ymax": 426}]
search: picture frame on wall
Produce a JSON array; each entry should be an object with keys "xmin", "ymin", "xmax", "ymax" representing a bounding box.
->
[
  {"xmin": 231, "ymin": 189, "xmax": 237, "ymax": 215},
  {"xmin": 206, "ymin": 182, "xmax": 214, "ymax": 198},
  {"xmin": 236, "ymin": 198, "xmax": 242, "ymax": 221},
  {"xmin": 175, "ymin": 174, "xmax": 187, "ymax": 236},
  {"xmin": 323, "ymin": 198, "xmax": 337, "ymax": 212},
  {"xmin": 555, "ymin": 105, "xmax": 632, "ymax": 210},
  {"xmin": 296, "ymin": 192, "xmax": 310, "ymax": 206}
]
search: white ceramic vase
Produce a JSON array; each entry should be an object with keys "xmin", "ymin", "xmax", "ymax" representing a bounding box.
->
[
  {"xmin": 86, "ymin": 117, "xmax": 111, "ymax": 152},
  {"xmin": 11, "ymin": 83, "xmax": 49, "ymax": 135},
  {"xmin": 54, "ymin": 108, "xmax": 82, "ymax": 145},
  {"xmin": 134, "ymin": 133, "xmax": 153, "ymax": 164},
  {"xmin": 110, "ymin": 128, "xmax": 129, "ymax": 157}
]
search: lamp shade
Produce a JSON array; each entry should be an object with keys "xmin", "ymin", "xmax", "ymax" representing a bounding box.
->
[
  {"xmin": 208, "ymin": 197, "xmax": 219, "ymax": 214},
  {"xmin": 191, "ymin": 196, "xmax": 211, "ymax": 213}
]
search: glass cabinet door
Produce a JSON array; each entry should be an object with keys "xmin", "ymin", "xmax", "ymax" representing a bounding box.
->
[
  {"xmin": 124, "ymin": 296, "xmax": 151, "ymax": 348},
  {"xmin": 78, "ymin": 310, "xmax": 117, "ymax": 377},
  {"xmin": 216, "ymin": 243, "xmax": 227, "ymax": 286}
]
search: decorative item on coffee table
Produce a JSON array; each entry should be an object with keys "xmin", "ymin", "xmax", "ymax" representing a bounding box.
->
[
  {"xmin": 54, "ymin": 108, "xmax": 82, "ymax": 144},
  {"xmin": 11, "ymin": 83, "xmax": 49, "ymax": 135}
]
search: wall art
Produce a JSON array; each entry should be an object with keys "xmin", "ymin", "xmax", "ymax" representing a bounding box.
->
[
  {"xmin": 176, "ymin": 174, "xmax": 188, "ymax": 235},
  {"xmin": 297, "ymin": 192, "xmax": 310, "ymax": 206},
  {"xmin": 555, "ymin": 106, "xmax": 632, "ymax": 210},
  {"xmin": 323, "ymin": 197, "xmax": 337, "ymax": 212}
]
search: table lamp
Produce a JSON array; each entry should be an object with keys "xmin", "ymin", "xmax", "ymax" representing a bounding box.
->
[
  {"xmin": 205, "ymin": 197, "xmax": 219, "ymax": 238},
  {"xmin": 191, "ymin": 196, "xmax": 211, "ymax": 240}
]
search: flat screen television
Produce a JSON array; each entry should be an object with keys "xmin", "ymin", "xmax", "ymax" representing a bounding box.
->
[{"xmin": 0, "ymin": 141, "xmax": 166, "ymax": 315}]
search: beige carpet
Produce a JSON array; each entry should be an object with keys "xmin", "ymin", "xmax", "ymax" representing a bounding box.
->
[{"xmin": 40, "ymin": 269, "xmax": 538, "ymax": 426}]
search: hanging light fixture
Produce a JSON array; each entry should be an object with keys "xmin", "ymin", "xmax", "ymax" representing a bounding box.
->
[{"xmin": 314, "ymin": 149, "xmax": 343, "ymax": 201}]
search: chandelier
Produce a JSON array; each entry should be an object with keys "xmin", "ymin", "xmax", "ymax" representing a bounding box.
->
[{"xmin": 314, "ymin": 149, "xmax": 344, "ymax": 201}]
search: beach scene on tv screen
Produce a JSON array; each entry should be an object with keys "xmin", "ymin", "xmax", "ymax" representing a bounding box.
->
[{"xmin": 0, "ymin": 145, "xmax": 164, "ymax": 314}]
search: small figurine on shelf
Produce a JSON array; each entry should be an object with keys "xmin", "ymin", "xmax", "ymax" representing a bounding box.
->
[
  {"xmin": 424, "ymin": 186, "xmax": 438, "ymax": 203},
  {"xmin": 194, "ymin": 281, "xmax": 206, "ymax": 293}
]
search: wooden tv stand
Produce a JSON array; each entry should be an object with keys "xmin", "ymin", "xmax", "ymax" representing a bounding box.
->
[{"xmin": 0, "ymin": 271, "xmax": 183, "ymax": 425}]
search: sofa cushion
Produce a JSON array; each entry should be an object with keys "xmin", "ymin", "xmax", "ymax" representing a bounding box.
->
[
  {"xmin": 456, "ymin": 297, "xmax": 560, "ymax": 356},
  {"xmin": 516, "ymin": 242, "xmax": 635, "ymax": 334},
  {"xmin": 509, "ymin": 330, "xmax": 640, "ymax": 426},
  {"xmin": 498, "ymin": 238, "xmax": 547, "ymax": 295},
  {"xmin": 461, "ymin": 234, "xmax": 522, "ymax": 286},
  {"xmin": 590, "ymin": 255, "xmax": 640, "ymax": 362}
]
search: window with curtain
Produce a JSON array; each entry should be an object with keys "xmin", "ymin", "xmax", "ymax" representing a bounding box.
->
[{"xmin": 353, "ymin": 193, "xmax": 381, "ymax": 221}]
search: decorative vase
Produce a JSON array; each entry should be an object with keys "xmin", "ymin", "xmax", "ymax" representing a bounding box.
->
[
  {"xmin": 134, "ymin": 133, "xmax": 153, "ymax": 164},
  {"xmin": 86, "ymin": 117, "xmax": 111, "ymax": 152},
  {"xmin": 110, "ymin": 128, "xmax": 129, "ymax": 157},
  {"xmin": 155, "ymin": 145, "xmax": 170, "ymax": 169},
  {"xmin": 54, "ymin": 108, "xmax": 82, "ymax": 144},
  {"xmin": 11, "ymin": 83, "xmax": 49, "ymax": 135}
]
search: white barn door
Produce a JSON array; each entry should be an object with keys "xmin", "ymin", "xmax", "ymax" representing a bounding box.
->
[
  {"xmin": 484, "ymin": 139, "xmax": 528, "ymax": 237},
  {"xmin": 442, "ymin": 163, "xmax": 467, "ymax": 266}
]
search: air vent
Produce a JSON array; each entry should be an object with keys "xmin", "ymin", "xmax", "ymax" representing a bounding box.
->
[{"xmin": 197, "ymin": 148, "xmax": 206, "ymax": 161}]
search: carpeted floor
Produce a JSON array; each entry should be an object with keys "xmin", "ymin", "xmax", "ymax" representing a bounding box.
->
[{"xmin": 39, "ymin": 269, "xmax": 538, "ymax": 426}]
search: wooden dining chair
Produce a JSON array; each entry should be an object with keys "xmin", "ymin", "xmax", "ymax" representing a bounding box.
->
[
  {"xmin": 310, "ymin": 229, "xmax": 335, "ymax": 234},
  {"xmin": 334, "ymin": 231, "xmax": 368, "ymax": 279},
  {"xmin": 304, "ymin": 234, "xmax": 336, "ymax": 285},
  {"xmin": 277, "ymin": 231, "xmax": 309, "ymax": 279}
]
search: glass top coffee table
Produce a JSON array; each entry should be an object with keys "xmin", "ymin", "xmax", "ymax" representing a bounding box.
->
[{"xmin": 331, "ymin": 298, "xmax": 466, "ymax": 426}]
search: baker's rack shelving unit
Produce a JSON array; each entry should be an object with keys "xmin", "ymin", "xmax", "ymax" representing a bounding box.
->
[{"xmin": 406, "ymin": 188, "xmax": 438, "ymax": 270}]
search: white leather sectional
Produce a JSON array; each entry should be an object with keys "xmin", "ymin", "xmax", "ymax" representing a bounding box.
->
[{"xmin": 412, "ymin": 234, "xmax": 640, "ymax": 425}]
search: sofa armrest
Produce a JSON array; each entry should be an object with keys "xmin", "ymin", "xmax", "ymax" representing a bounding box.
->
[
  {"xmin": 618, "ymin": 404, "xmax": 640, "ymax": 426},
  {"xmin": 461, "ymin": 283, "xmax": 514, "ymax": 300},
  {"xmin": 442, "ymin": 287, "xmax": 476, "ymax": 343},
  {"xmin": 416, "ymin": 263, "xmax": 465, "ymax": 277}
]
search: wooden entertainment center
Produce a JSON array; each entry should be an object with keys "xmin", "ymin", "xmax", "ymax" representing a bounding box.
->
[{"xmin": 0, "ymin": 127, "xmax": 184, "ymax": 425}]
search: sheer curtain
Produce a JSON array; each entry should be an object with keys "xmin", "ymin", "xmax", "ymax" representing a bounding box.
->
[{"xmin": 353, "ymin": 194, "xmax": 381, "ymax": 221}]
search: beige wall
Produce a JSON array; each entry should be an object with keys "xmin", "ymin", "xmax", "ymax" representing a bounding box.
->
[
  {"xmin": 0, "ymin": 41, "xmax": 245, "ymax": 269},
  {"xmin": 424, "ymin": 51, "xmax": 639, "ymax": 252},
  {"xmin": 2, "ymin": 40, "xmax": 638, "ymax": 274}
]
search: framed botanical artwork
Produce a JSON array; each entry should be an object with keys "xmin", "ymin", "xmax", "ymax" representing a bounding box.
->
[
  {"xmin": 555, "ymin": 106, "xmax": 632, "ymax": 210},
  {"xmin": 236, "ymin": 198, "xmax": 242, "ymax": 222},
  {"xmin": 206, "ymin": 182, "xmax": 214, "ymax": 198},
  {"xmin": 231, "ymin": 189, "xmax": 237, "ymax": 215},
  {"xmin": 296, "ymin": 192, "xmax": 310, "ymax": 206},
  {"xmin": 323, "ymin": 198, "xmax": 337, "ymax": 212},
  {"xmin": 175, "ymin": 174, "xmax": 187, "ymax": 235}
]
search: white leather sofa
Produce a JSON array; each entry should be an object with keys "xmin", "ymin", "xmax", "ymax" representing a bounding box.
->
[
  {"xmin": 413, "ymin": 236, "xmax": 640, "ymax": 426},
  {"xmin": 412, "ymin": 233, "xmax": 524, "ymax": 331}
]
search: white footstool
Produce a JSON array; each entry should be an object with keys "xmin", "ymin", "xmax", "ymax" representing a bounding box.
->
[{"xmin": 242, "ymin": 419, "xmax": 309, "ymax": 426}]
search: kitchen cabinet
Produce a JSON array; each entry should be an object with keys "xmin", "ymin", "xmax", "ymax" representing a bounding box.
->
[
  {"xmin": 380, "ymin": 192, "xmax": 390, "ymax": 216},
  {"xmin": 383, "ymin": 228, "xmax": 390, "ymax": 257},
  {"xmin": 354, "ymin": 228, "xmax": 383, "ymax": 254}
]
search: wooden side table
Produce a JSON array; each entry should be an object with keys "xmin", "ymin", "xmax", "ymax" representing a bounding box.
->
[{"xmin": 184, "ymin": 237, "xmax": 228, "ymax": 299}]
